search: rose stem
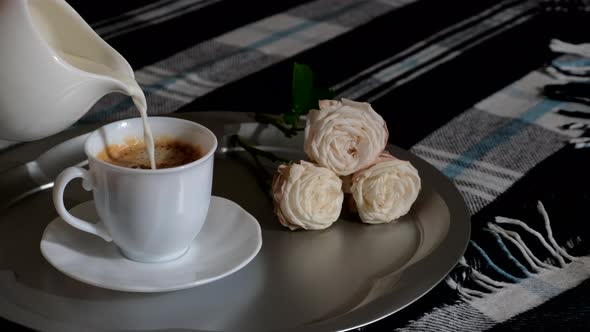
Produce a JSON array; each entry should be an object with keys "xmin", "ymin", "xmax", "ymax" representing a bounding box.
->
[
  {"xmin": 254, "ymin": 113, "xmax": 299, "ymax": 138},
  {"xmin": 229, "ymin": 134, "xmax": 283, "ymax": 193},
  {"xmin": 229, "ymin": 134, "xmax": 291, "ymax": 164}
]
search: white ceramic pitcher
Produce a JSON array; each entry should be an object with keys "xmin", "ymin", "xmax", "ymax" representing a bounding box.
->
[{"xmin": 0, "ymin": 0, "xmax": 142, "ymax": 142}]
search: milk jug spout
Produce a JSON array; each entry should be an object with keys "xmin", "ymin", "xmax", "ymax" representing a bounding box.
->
[{"xmin": 0, "ymin": 0, "xmax": 141, "ymax": 141}]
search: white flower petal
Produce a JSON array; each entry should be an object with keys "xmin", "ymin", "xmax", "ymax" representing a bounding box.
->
[
  {"xmin": 271, "ymin": 161, "xmax": 343, "ymax": 230},
  {"xmin": 304, "ymin": 99, "xmax": 388, "ymax": 176},
  {"xmin": 351, "ymin": 158, "xmax": 421, "ymax": 224}
]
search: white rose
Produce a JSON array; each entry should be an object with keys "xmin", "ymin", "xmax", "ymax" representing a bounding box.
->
[
  {"xmin": 304, "ymin": 98, "xmax": 388, "ymax": 176},
  {"xmin": 271, "ymin": 161, "xmax": 344, "ymax": 230},
  {"xmin": 351, "ymin": 153, "xmax": 421, "ymax": 224}
]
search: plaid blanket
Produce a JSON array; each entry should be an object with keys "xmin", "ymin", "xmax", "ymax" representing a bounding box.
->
[{"xmin": 10, "ymin": 0, "xmax": 590, "ymax": 330}]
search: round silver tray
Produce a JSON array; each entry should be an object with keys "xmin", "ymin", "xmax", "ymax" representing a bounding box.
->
[{"xmin": 0, "ymin": 112, "xmax": 470, "ymax": 332}]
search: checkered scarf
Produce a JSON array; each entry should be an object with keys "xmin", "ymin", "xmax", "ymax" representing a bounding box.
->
[{"xmin": 32, "ymin": 0, "xmax": 590, "ymax": 330}]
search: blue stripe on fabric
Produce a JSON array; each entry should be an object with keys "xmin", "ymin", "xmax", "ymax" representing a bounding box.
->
[
  {"xmin": 502, "ymin": 86, "xmax": 538, "ymax": 100},
  {"xmin": 471, "ymin": 235, "xmax": 566, "ymax": 299},
  {"xmin": 485, "ymin": 229, "xmax": 531, "ymax": 276},
  {"xmin": 470, "ymin": 240, "xmax": 520, "ymax": 283},
  {"xmin": 83, "ymin": 1, "xmax": 367, "ymax": 123},
  {"xmin": 553, "ymin": 58, "xmax": 590, "ymax": 68},
  {"xmin": 481, "ymin": 231, "xmax": 565, "ymax": 299},
  {"xmin": 375, "ymin": 58, "xmax": 419, "ymax": 81},
  {"xmin": 442, "ymin": 99, "xmax": 562, "ymax": 179}
]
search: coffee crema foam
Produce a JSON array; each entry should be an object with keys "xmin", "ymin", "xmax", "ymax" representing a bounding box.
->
[{"xmin": 97, "ymin": 137, "xmax": 202, "ymax": 169}]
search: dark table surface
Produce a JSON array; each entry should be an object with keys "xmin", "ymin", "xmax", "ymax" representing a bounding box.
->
[{"xmin": 3, "ymin": 0, "xmax": 590, "ymax": 331}]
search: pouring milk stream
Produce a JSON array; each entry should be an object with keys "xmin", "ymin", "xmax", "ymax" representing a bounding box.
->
[
  {"xmin": 57, "ymin": 51, "xmax": 157, "ymax": 169},
  {"xmin": 0, "ymin": 0, "xmax": 157, "ymax": 168}
]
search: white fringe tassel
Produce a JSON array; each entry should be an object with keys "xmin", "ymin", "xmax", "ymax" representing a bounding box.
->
[
  {"xmin": 537, "ymin": 201, "xmax": 577, "ymax": 262},
  {"xmin": 550, "ymin": 39, "xmax": 590, "ymax": 58},
  {"xmin": 495, "ymin": 216, "xmax": 567, "ymax": 267},
  {"xmin": 449, "ymin": 201, "xmax": 577, "ymax": 302},
  {"xmin": 487, "ymin": 223, "xmax": 543, "ymax": 273}
]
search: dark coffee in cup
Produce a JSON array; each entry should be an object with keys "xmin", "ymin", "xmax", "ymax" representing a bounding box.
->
[{"xmin": 97, "ymin": 138, "xmax": 202, "ymax": 169}]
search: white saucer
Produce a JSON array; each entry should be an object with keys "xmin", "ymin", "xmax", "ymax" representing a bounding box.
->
[{"xmin": 40, "ymin": 196, "xmax": 262, "ymax": 292}]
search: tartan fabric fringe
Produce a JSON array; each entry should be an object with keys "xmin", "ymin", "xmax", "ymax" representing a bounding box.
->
[{"xmin": 447, "ymin": 201, "xmax": 578, "ymax": 302}]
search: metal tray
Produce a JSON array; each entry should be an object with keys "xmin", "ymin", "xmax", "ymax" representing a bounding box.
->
[{"xmin": 0, "ymin": 112, "xmax": 470, "ymax": 332}]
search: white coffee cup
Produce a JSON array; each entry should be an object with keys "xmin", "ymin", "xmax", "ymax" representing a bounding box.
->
[{"xmin": 52, "ymin": 117, "xmax": 218, "ymax": 263}]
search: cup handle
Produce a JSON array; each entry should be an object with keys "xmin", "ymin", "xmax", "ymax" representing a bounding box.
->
[{"xmin": 52, "ymin": 167, "xmax": 112, "ymax": 242}]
